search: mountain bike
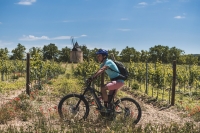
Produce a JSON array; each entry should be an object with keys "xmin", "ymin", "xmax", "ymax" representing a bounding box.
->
[{"xmin": 58, "ymin": 80, "xmax": 142, "ymax": 124}]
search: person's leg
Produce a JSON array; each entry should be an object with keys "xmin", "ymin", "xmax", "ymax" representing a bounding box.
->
[
  {"xmin": 108, "ymin": 90, "xmax": 117, "ymax": 103},
  {"xmin": 101, "ymin": 85, "xmax": 108, "ymax": 104},
  {"xmin": 108, "ymin": 90, "xmax": 117, "ymax": 97},
  {"xmin": 106, "ymin": 81, "xmax": 124, "ymax": 92},
  {"xmin": 101, "ymin": 81, "xmax": 124, "ymax": 107}
]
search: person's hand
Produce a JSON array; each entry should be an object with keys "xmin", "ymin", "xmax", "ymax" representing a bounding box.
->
[{"xmin": 86, "ymin": 77, "xmax": 93, "ymax": 85}]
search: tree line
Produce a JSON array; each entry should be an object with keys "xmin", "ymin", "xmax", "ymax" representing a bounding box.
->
[{"xmin": 0, "ymin": 43, "xmax": 199, "ymax": 65}]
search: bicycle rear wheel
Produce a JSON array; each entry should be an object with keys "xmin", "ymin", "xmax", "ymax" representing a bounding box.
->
[
  {"xmin": 114, "ymin": 97, "xmax": 142, "ymax": 124},
  {"xmin": 58, "ymin": 94, "xmax": 89, "ymax": 123}
]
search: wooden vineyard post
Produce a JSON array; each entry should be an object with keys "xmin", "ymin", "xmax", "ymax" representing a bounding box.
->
[
  {"xmin": 145, "ymin": 62, "xmax": 148, "ymax": 94},
  {"xmin": 26, "ymin": 53, "xmax": 30, "ymax": 95},
  {"xmin": 171, "ymin": 60, "xmax": 176, "ymax": 106}
]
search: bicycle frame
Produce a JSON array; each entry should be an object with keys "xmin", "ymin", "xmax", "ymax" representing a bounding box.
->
[
  {"xmin": 81, "ymin": 85, "xmax": 103, "ymax": 109},
  {"xmin": 79, "ymin": 82, "xmax": 116, "ymax": 110},
  {"xmin": 58, "ymin": 82, "xmax": 142, "ymax": 124}
]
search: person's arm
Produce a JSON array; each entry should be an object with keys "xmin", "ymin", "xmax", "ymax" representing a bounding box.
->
[{"xmin": 91, "ymin": 65, "xmax": 109, "ymax": 80}]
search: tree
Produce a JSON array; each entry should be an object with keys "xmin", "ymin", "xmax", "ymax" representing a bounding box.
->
[
  {"xmin": 108, "ymin": 48, "xmax": 120, "ymax": 60},
  {"xmin": 29, "ymin": 47, "xmax": 43, "ymax": 60},
  {"xmin": 11, "ymin": 43, "xmax": 26, "ymax": 60},
  {"xmin": 178, "ymin": 54, "xmax": 187, "ymax": 64},
  {"xmin": 140, "ymin": 50, "xmax": 149, "ymax": 62},
  {"xmin": 120, "ymin": 46, "xmax": 139, "ymax": 62},
  {"xmin": 161, "ymin": 46, "xmax": 170, "ymax": 63},
  {"xmin": 197, "ymin": 55, "xmax": 200, "ymax": 65},
  {"xmin": 42, "ymin": 43, "xmax": 59, "ymax": 61},
  {"xmin": 185, "ymin": 54, "xmax": 198, "ymax": 65},
  {"xmin": 148, "ymin": 45, "xmax": 170, "ymax": 63},
  {"xmin": 168, "ymin": 46, "xmax": 184, "ymax": 64},
  {"xmin": 134, "ymin": 51, "xmax": 141, "ymax": 62},
  {"xmin": 79, "ymin": 45, "xmax": 90, "ymax": 61},
  {"xmin": 58, "ymin": 46, "xmax": 71, "ymax": 62},
  {"xmin": 0, "ymin": 48, "xmax": 9, "ymax": 60},
  {"xmin": 89, "ymin": 48, "xmax": 99, "ymax": 62}
]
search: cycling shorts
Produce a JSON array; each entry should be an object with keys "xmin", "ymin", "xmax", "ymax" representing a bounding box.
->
[{"xmin": 106, "ymin": 81, "xmax": 124, "ymax": 91}]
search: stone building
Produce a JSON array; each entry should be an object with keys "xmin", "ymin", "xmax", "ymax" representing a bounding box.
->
[{"xmin": 70, "ymin": 41, "xmax": 83, "ymax": 63}]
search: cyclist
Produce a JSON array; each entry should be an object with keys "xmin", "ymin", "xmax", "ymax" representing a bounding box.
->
[{"xmin": 87, "ymin": 49, "xmax": 124, "ymax": 111}]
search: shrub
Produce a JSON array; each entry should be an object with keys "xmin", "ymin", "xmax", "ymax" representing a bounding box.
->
[{"xmin": 132, "ymin": 83, "xmax": 139, "ymax": 90}]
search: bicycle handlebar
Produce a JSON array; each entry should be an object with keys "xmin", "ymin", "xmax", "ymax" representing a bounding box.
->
[{"xmin": 85, "ymin": 78, "xmax": 92, "ymax": 87}]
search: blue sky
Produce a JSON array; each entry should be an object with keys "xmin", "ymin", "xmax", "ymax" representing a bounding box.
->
[{"xmin": 0, "ymin": 0, "xmax": 199, "ymax": 54}]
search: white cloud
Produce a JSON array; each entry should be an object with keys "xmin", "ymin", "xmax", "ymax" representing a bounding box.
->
[
  {"xmin": 17, "ymin": 0, "xmax": 36, "ymax": 5},
  {"xmin": 179, "ymin": 0, "xmax": 190, "ymax": 2},
  {"xmin": 152, "ymin": 0, "xmax": 168, "ymax": 5},
  {"xmin": 80, "ymin": 35, "xmax": 87, "ymax": 37},
  {"xmin": 155, "ymin": 0, "xmax": 168, "ymax": 3},
  {"xmin": 19, "ymin": 35, "xmax": 76, "ymax": 41},
  {"xmin": 20, "ymin": 35, "xmax": 49, "ymax": 41},
  {"xmin": 136, "ymin": 0, "xmax": 168, "ymax": 7},
  {"xmin": 174, "ymin": 16, "xmax": 185, "ymax": 19},
  {"xmin": 138, "ymin": 2, "xmax": 148, "ymax": 6},
  {"xmin": 135, "ymin": 2, "xmax": 148, "ymax": 8},
  {"xmin": 117, "ymin": 29, "xmax": 131, "ymax": 31},
  {"xmin": 0, "ymin": 40, "xmax": 13, "ymax": 47},
  {"xmin": 121, "ymin": 18, "xmax": 129, "ymax": 21},
  {"xmin": 52, "ymin": 36, "xmax": 71, "ymax": 40}
]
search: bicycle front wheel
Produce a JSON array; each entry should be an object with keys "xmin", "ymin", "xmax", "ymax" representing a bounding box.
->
[
  {"xmin": 58, "ymin": 94, "xmax": 89, "ymax": 123},
  {"xmin": 114, "ymin": 97, "xmax": 142, "ymax": 124}
]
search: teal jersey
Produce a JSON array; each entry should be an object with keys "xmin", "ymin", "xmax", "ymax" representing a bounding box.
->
[{"xmin": 100, "ymin": 59, "xmax": 124, "ymax": 82}]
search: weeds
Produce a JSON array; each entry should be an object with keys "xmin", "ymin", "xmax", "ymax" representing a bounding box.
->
[
  {"xmin": 185, "ymin": 104, "xmax": 200, "ymax": 122},
  {"xmin": 0, "ymin": 120, "xmax": 200, "ymax": 133},
  {"xmin": 1, "ymin": 73, "xmax": 200, "ymax": 132}
]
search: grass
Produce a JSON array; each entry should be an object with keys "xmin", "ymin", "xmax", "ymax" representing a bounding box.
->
[
  {"xmin": 0, "ymin": 79, "xmax": 199, "ymax": 132},
  {"xmin": 127, "ymin": 80, "xmax": 200, "ymax": 110},
  {"xmin": 0, "ymin": 77, "xmax": 25, "ymax": 94},
  {"xmin": 0, "ymin": 118, "xmax": 200, "ymax": 132},
  {"xmin": 1, "ymin": 64, "xmax": 200, "ymax": 132}
]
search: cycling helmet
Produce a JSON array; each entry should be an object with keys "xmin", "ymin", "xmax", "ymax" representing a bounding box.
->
[{"xmin": 96, "ymin": 49, "xmax": 108, "ymax": 56}]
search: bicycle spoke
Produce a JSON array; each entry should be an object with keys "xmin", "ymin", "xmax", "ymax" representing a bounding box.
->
[
  {"xmin": 115, "ymin": 98, "xmax": 141, "ymax": 124},
  {"xmin": 58, "ymin": 94, "xmax": 89, "ymax": 123}
]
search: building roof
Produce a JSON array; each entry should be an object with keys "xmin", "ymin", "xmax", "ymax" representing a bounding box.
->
[{"xmin": 72, "ymin": 42, "xmax": 81, "ymax": 51}]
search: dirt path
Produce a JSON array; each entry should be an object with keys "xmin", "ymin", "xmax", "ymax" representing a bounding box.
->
[
  {"xmin": 120, "ymin": 88, "xmax": 199, "ymax": 127},
  {"xmin": 138, "ymin": 101, "xmax": 197, "ymax": 126},
  {"xmin": 0, "ymin": 88, "xmax": 199, "ymax": 128},
  {"xmin": 0, "ymin": 89, "xmax": 25, "ymax": 107}
]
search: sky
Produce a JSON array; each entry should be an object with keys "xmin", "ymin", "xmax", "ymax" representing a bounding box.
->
[{"xmin": 0, "ymin": 0, "xmax": 199, "ymax": 54}]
